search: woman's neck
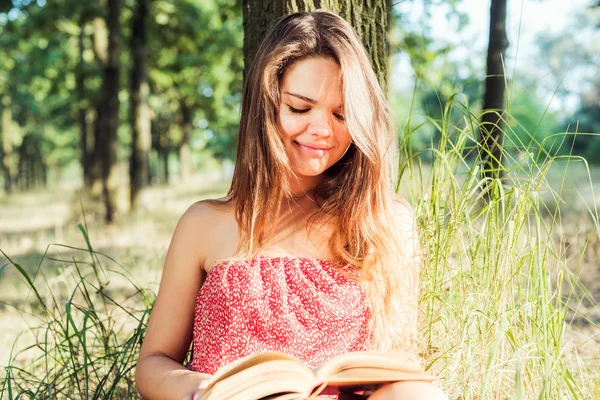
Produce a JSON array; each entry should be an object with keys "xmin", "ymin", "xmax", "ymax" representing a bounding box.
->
[{"xmin": 287, "ymin": 175, "xmax": 322, "ymax": 200}]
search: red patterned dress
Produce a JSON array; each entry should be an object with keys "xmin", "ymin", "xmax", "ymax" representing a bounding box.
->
[{"xmin": 187, "ymin": 255, "xmax": 371, "ymax": 398}]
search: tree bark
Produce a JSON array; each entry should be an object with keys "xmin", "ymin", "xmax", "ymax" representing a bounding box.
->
[
  {"xmin": 100, "ymin": 0, "xmax": 122, "ymax": 223},
  {"xmin": 152, "ymin": 114, "xmax": 170, "ymax": 184},
  {"xmin": 159, "ymin": 124, "xmax": 170, "ymax": 184},
  {"xmin": 480, "ymin": 0, "xmax": 508, "ymax": 188},
  {"xmin": 179, "ymin": 102, "xmax": 192, "ymax": 182},
  {"xmin": 1, "ymin": 94, "xmax": 13, "ymax": 193},
  {"xmin": 77, "ymin": 15, "xmax": 91, "ymax": 186},
  {"xmin": 242, "ymin": 0, "xmax": 389, "ymax": 90},
  {"xmin": 129, "ymin": 0, "xmax": 151, "ymax": 211},
  {"xmin": 89, "ymin": 16, "xmax": 109, "ymax": 190}
]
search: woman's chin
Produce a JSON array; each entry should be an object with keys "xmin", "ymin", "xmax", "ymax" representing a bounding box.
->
[{"xmin": 293, "ymin": 168, "xmax": 327, "ymax": 178}]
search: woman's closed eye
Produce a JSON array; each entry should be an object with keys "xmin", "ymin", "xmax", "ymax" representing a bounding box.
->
[
  {"xmin": 287, "ymin": 105, "xmax": 309, "ymax": 114},
  {"xmin": 287, "ymin": 105, "xmax": 345, "ymax": 121}
]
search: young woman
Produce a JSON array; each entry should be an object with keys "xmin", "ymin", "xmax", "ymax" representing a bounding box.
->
[{"xmin": 135, "ymin": 10, "xmax": 447, "ymax": 400}]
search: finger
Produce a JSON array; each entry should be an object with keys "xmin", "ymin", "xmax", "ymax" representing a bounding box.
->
[
  {"xmin": 192, "ymin": 391, "xmax": 203, "ymax": 400},
  {"xmin": 182, "ymin": 390, "xmax": 202, "ymax": 400}
]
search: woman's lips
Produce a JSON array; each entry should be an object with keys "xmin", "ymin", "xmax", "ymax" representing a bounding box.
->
[{"xmin": 294, "ymin": 141, "xmax": 331, "ymax": 158}]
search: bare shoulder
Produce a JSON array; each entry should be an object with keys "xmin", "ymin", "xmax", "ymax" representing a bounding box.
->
[
  {"xmin": 183, "ymin": 196, "xmax": 231, "ymax": 224},
  {"xmin": 180, "ymin": 195, "xmax": 234, "ymax": 231},
  {"xmin": 173, "ymin": 197, "xmax": 233, "ymax": 263}
]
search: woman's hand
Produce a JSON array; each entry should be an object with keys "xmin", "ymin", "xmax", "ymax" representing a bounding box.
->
[
  {"xmin": 181, "ymin": 375, "xmax": 211, "ymax": 400},
  {"xmin": 181, "ymin": 377, "xmax": 212, "ymax": 400},
  {"xmin": 181, "ymin": 388, "xmax": 205, "ymax": 400}
]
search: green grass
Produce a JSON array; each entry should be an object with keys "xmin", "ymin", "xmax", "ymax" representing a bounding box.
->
[
  {"xmin": 1, "ymin": 105, "xmax": 599, "ymax": 398},
  {"xmin": 398, "ymin": 94, "xmax": 600, "ymax": 399}
]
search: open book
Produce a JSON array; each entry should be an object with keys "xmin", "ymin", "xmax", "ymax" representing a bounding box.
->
[{"xmin": 200, "ymin": 351, "xmax": 436, "ymax": 400}]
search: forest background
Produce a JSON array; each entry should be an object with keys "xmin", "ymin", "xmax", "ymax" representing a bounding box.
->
[{"xmin": 1, "ymin": 0, "xmax": 600, "ymax": 398}]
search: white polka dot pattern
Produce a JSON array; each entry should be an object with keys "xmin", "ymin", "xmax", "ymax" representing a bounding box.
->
[{"xmin": 187, "ymin": 255, "xmax": 371, "ymax": 397}]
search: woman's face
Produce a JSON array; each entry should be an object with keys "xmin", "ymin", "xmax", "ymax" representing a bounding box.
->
[{"xmin": 277, "ymin": 57, "xmax": 352, "ymax": 187}]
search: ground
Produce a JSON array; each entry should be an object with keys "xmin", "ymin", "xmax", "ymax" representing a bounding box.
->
[{"xmin": 0, "ymin": 165, "xmax": 599, "ymax": 393}]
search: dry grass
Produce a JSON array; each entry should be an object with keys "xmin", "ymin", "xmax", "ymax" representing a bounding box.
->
[
  {"xmin": 0, "ymin": 173, "xmax": 230, "ymax": 372},
  {"xmin": 1, "ymin": 160, "xmax": 599, "ymax": 398}
]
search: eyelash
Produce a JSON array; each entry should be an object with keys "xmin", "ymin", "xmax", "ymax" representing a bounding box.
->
[{"xmin": 287, "ymin": 105, "xmax": 345, "ymax": 122}]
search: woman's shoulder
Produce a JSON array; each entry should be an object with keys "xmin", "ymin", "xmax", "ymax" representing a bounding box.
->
[
  {"xmin": 173, "ymin": 196, "xmax": 234, "ymax": 249},
  {"xmin": 176, "ymin": 196, "xmax": 238, "ymax": 270},
  {"xmin": 182, "ymin": 196, "xmax": 234, "ymax": 223}
]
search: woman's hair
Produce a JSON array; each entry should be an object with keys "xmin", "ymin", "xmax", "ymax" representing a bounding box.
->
[{"xmin": 227, "ymin": 10, "xmax": 418, "ymax": 352}]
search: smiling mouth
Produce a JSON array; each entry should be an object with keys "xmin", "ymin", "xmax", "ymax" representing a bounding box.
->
[{"xmin": 293, "ymin": 141, "xmax": 331, "ymax": 157}]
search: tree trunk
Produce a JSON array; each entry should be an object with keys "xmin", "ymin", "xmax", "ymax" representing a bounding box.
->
[
  {"xmin": 88, "ymin": 16, "xmax": 109, "ymax": 191},
  {"xmin": 129, "ymin": 0, "xmax": 151, "ymax": 211},
  {"xmin": 179, "ymin": 102, "xmax": 192, "ymax": 182},
  {"xmin": 242, "ymin": 0, "xmax": 389, "ymax": 90},
  {"xmin": 27, "ymin": 143, "xmax": 35, "ymax": 190},
  {"xmin": 100, "ymin": 0, "xmax": 122, "ymax": 223},
  {"xmin": 16, "ymin": 133, "xmax": 42, "ymax": 191},
  {"xmin": 89, "ymin": 107, "xmax": 103, "ymax": 190},
  {"xmin": 151, "ymin": 113, "xmax": 170, "ymax": 184},
  {"xmin": 159, "ymin": 125, "xmax": 170, "ymax": 184},
  {"xmin": 1, "ymin": 94, "xmax": 13, "ymax": 193},
  {"xmin": 78, "ymin": 15, "xmax": 91, "ymax": 186},
  {"xmin": 17, "ymin": 139, "xmax": 25, "ymax": 190},
  {"xmin": 479, "ymin": 0, "xmax": 508, "ymax": 189}
]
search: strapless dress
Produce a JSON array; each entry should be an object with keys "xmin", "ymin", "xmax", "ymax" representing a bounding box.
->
[{"xmin": 187, "ymin": 255, "xmax": 371, "ymax": 398}]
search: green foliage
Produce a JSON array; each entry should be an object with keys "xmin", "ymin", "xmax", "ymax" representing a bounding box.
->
[
  {"xmin": 504, "ymin": 88, "xmax": 561, "ymax": 158},
  {"xmin": 561, "ymin": 80, "xmax": 600, "ymax": 164},
  {"xmin": 0, "ymin": 0, "xmax": 243, "ymax": 188},
  {"xmin": 148, "ymin": 0, "xmax": 243, "ymax": 161},
  {"xmin": 1, "ymin": 226, "xmax": 150, "ymax": 398},
  {"xmin": 397, "ymin": 92, "xmax": 598, "ymax": 399},
  {"xmin": 0, "ymin": 0, "xmax": 99, "ymax": 181},
  {"xmin": 390, "ymin": 0, "xmax": 467, "ymax": 85}
]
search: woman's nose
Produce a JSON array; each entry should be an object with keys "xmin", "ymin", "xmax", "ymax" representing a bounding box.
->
[{"xmin": 307, "ymin": 114, "xmax": 332, "ymax": 137}]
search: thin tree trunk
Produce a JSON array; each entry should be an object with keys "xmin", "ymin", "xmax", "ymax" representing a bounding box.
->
[
  {"xmin": 16, "ymin": 141, "xmax": 24, "ymax": 190},
  {"xmin": 160, "ymin": 125, "xmax": 170, "ymax": 184},
  {"xmin": 78, "ymin": 15, "xmax": 91, "ymax": 186},
  {"xmin": 1, "ymin": 94, "xmax": 13, "ymax": 193},
  {"xmin": 162, "ymin": 146, "xmax": 169, "ymax": 183},
  {"xmin": 89, "ymin": 16, "xmax": 109, "ymax": 191},
  {"xmin": 151, "ymin": 114, "xmax": 170, "ymax": 184},
  {"xmin": 129, "ymin": 0, "xmax": 151, "ymax": 210},
  {"xmin": 101, "ymin": 0, "xmax": 122, "ymax": 223},
  {"xmin": 90, "ymin": 107, "xmax": 103, "ymax": 190},
  {"xmin": 179, "ymin": 102, "xmax": 192, "ymax": 182},
  {"xmin": 27, "ymin": 144, "xmax": 35, "ymax": 190},
  {"xmin": 480, "ymin": 0, "xmax": 508, "ymax": 188},
  {"xmin": 242, "ymin": 0, "xmax": 389, "ymax": 90}
]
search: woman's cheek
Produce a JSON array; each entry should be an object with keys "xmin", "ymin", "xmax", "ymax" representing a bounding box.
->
[{"xmin": 279, "ymin": 113, "xmax": 305, "ymax": 137}]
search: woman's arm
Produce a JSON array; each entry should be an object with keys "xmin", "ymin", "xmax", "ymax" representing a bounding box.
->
[{"xmin": 135, "ymin": 202, "xmax": 214, "ymax": 400}]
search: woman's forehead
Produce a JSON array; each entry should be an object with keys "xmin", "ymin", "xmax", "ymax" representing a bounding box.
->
[{"xmin": 280, "ymin": 57, "xmax": 343, "ymax": 105}]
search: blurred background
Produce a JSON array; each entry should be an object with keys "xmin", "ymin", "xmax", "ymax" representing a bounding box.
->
[
  {"xmin": 1, "ymin": 0, "xmax": 599, "ymax": 221},
  {"xmin": 1, "ymin": 0, "xmax": 600, "ymax": 396}
]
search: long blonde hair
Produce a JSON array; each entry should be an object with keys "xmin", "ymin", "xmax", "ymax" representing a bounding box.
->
[{"xmin": 228, "ymin": 10, "xmax": 418, "ymax": 352}]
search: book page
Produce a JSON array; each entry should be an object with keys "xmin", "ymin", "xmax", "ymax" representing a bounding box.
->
[
  {"xmin": 313, "ymin": 351, "xmax": 435, "ymax": 387},
  {"xmin": 201, "ymin": 359, "xmax": 317, "ymax": 400},
  {"xmin": 206, "ymin": 352, "xmax": 308, "ymax": 390}
]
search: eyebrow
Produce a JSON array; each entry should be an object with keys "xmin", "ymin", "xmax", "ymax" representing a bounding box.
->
[{"xmin": 283, "ymin": 91, "xmax": 343, "ymax": 109}]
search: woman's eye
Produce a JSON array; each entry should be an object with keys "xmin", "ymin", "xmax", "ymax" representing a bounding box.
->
[
  {"xmin": 334, "ymin": 113, "xmax": 345, "ymax": 121},
  {"xmin": 288, "ymin": 105, "xmax": 309, "ymax": 114}
]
